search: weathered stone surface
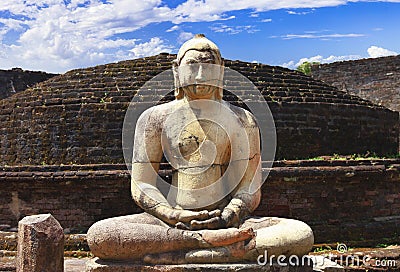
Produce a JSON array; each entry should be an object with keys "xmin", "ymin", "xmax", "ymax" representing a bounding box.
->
[
  {"xmin": 0, "ymin": 232, "xmax": 17, "ymax": 251},
  {"xmin": 85, "ymin": 258, "xmax": 313, "ymax": 272},
  {"xmin": 16, "ymin": 214, "xmax": 64, "ymax": 272},
  {"xmin": 0, "ymin": 257, "xmax": 16, "ymax": 272}
]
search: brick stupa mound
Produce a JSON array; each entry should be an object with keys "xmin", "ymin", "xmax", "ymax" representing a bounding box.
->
[
  {"xmin": 0, "ymin": 68, "xmax": 57, "ymax": 100},
  {"xmin": 0, "ymin": 53, "xmax": 398, "ymax": 166},
  {"xmin": 311, "ymin": 54, "xmax": 400, "ymax": 112}
]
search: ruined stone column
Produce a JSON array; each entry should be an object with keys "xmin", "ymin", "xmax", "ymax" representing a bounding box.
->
[{"xmin": 17, "ymin": 214, "xmax": 64, "ymax": 272}]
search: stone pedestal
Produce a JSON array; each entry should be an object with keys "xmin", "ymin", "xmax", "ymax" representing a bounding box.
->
[
  {"xmin": 86, "ymin": 258, "xmax": 313, "ymax": 272},
  {"xmin": 17, "ymin": 214, "xmax": 64, "ymax": 272}
]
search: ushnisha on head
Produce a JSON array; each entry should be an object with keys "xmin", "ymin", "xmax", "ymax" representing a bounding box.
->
[{"xmin": 173, "ymin": 34, "xmax": 224, "ymax": 100}]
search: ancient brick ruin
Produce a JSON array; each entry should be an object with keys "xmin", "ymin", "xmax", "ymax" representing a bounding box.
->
[
  {"xmin": 0, "ymin": 68, "xmax": 57, "ymax": 100},
  {"xmin": 0, "ymin": 53, "xmax": 399, "ymax": 243},
  {"xmin": 0, "ymin": 54, "xmax": 398, "ymax": 166},
  {"xmin": 311, "ymin": 55, "xmax": 400, "ymax": 112}
]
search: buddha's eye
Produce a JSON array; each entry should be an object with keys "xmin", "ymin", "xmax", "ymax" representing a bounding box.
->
[
  {"xmin": 186, "ymin": 63, "xmax": 198, "ymax": 72},
  {"xmin": 185, "ymin": 59, "xmax": 197, "ymax": 65},
  {"xmin": 202, "ymin": 59, "xmax": 214, "ymax": 63}
]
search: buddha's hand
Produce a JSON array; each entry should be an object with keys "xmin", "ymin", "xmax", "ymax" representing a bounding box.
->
[
  {"xmin": 189, "ymin": 198, "xmax": 251, "ymax": 230},
  {"xmin": 174, "ymin": 209, "xmax": 221, "ymax": 230},
  {"xmin": 158, "ymin": 207, "xmax": 220, "ymax": 228},
  {"xmin": 188, "ymin": 207, "xmax": 237, "ymax": 230}
]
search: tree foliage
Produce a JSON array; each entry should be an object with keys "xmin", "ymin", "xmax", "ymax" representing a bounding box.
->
[{"xmin": 296, "ymin": 61, "xmax": 320, "ymax": 75}]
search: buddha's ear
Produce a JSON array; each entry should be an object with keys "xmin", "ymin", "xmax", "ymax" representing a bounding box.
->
[
  {"xmin": 172, "ymin": 59, "xmax": 183, "ymax": 99},
  {"xmin": 219, "ymin": 60, "xmax": 225, "ymax": 79},
  {"xmin": 217, "ymin": 60, "xmax": 224, "ymax": 100}
]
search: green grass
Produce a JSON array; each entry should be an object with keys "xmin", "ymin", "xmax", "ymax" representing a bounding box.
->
[
  {"xmin": 303, "ymin": 152, "xmax": 400, "ymax": 161},
  {"xmin": 313, "ymin": 245, "xmax": 332, "ymax": 253}
]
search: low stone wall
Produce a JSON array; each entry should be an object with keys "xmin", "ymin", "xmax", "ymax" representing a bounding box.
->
[{"xmin": 0, "ymin": 160, "xmax": 399, "ymax": 243}]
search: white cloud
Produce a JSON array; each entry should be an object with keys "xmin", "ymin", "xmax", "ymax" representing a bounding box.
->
[
  {"xmin": 283, "ymin": 45, "xmax": 399, "ymax": 70},
  {"xmin": 0, "ymin": 0, "xmax": 176, "ymax": 72},
  {"xmin": 286, "ymin": 9, "xmax": 315, "ymax": 15},
  {"xmin": 282, "ymin": 54, "xmax": 362, "ymax": 69},
  {"xmin": 171, "ymin": 0, "xmax": 345, "ymax": 17},
  {"xmin": 0, "ymin": 0, "xmax": 399, "ymax": 72},
  {"xmin": 129, "ymin": 37, "xmax": 172, "ymax": 58},
  {"xmin": 166, "ymin": 25, "xmax": 180, "ymax": 32},
  {"xmin": 367, "ymin": 46, "xmax": 397, "ymax": 58},
  {"xmin": 261, "ymin": 18, "xmax": 272, "ymax": 22},
  {"xmin": 210, "ymin": 24, "xmax": 258, "ymax": 34},
  {"xmin": 281, "ymin": 60, "xmax": 296, "ymax": 68},
  {"xmin": 277, "ymin": 33, "xmax": 365, "ymax": 40},
  {"xmin": 178, "ymin": 31, "xmax": 194, "ymax": 44},
  {"xmin": 298, "ymin": 54, "xmax": 362, "ymax": 66},
  {"xmin": 169, "ymin": 0, "xmax": 400, "ymax": 24},
  {"xmin": 0, "ymin": 18, "xmax": 25, "ymax": 32}
]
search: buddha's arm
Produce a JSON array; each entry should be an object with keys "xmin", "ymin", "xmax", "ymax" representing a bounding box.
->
[
  {"xmin": 131, "ymin": 108, "xmax": 216, "ymax": 226},
  {"xmin": 221, "ymin": 123, "xmax": 262, "ymax": 228},
  {"xmin": 223, "ymin": 155, "xmax": 261, "ymax": 227}
]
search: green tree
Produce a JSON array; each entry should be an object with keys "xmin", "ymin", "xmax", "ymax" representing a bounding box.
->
[{"xmin": 296, "ymin": 61, "xmax": 320, "ymax": 75}]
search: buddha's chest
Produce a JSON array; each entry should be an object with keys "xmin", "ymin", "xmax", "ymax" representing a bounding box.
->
[{"xmin": 164, "ymin": 119, "xmax": 230, "ymax": 165}]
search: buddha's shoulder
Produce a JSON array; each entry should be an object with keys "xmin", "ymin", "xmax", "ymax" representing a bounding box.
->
[
  {"xmin": 224, "ymin": 101, "xmax": 258, "ymax": 128},
  {"xmin": 137, "ymin": 100, "xmax": 180, "ymax": 124}
]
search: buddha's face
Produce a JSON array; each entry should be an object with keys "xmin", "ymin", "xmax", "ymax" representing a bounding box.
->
[{"xmin": 177, "ymin": 50, "xmax": 222, "ymax": 100}]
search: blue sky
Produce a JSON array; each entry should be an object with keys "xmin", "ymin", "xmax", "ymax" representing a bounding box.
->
[{"xmin": 0, "ymin": 0, "xmax": 399, "ymax": 73}]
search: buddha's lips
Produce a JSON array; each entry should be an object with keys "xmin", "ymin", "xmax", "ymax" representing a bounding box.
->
[{"xmin": 183, "ymin": 84, "xmax": 217, "ymax": 92}]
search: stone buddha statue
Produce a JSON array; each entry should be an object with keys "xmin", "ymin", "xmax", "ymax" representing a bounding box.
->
[{"xmin": 87, "ymin": 34, "xmax": 314, "ymax": 264}]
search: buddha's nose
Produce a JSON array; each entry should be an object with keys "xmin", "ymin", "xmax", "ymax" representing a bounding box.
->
[{"xmin": 195, "ymin": 65, "xmax": 205, "ymax": 82}]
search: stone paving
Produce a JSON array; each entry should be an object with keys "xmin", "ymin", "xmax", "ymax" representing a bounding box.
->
[
  {"xmin": 0, "ymin": 257, "xmax": 88, "ymax": 272},
  {"xmin": 0, "ymin": 247, "xmax": 399, "ymax": 272}
]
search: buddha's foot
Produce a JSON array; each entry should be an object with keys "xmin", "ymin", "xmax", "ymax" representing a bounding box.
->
[
  {"xmin": 144, "ymin": 239, "xmax": 256, "ymax": 264},
  {"xmin": 198, "ymin": 227, "xmax": 255, "ymax": 247}
]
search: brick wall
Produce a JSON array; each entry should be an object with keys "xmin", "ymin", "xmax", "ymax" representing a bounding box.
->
[
  {"xmin": 0, "ymin": 68, "xmax": 57, "ymax": 100},
  {"xmin": 0, "ymin": 54, "xmax": 398, "ymax": 165},
  {"xmin": 0, "ymin": 160, "xmax": 399, "ymax": 243},
  {"xmin": 311, "ymin": 55, "xmax": 400, "ymax": 112}
]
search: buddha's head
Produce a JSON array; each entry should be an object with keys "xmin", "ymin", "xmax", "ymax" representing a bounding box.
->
[{"xmin": 173, "ymin": 34, "xmax": 224, "ymax": 100}]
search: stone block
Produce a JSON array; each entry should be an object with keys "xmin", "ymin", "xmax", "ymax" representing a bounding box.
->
[
  {"xmin": 86, "ymin": 258, "xmax": 313, "ymax": 272},
  {"xmin": 16, "ymin": 214, "xmax": 64, "ymax": 272}
]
